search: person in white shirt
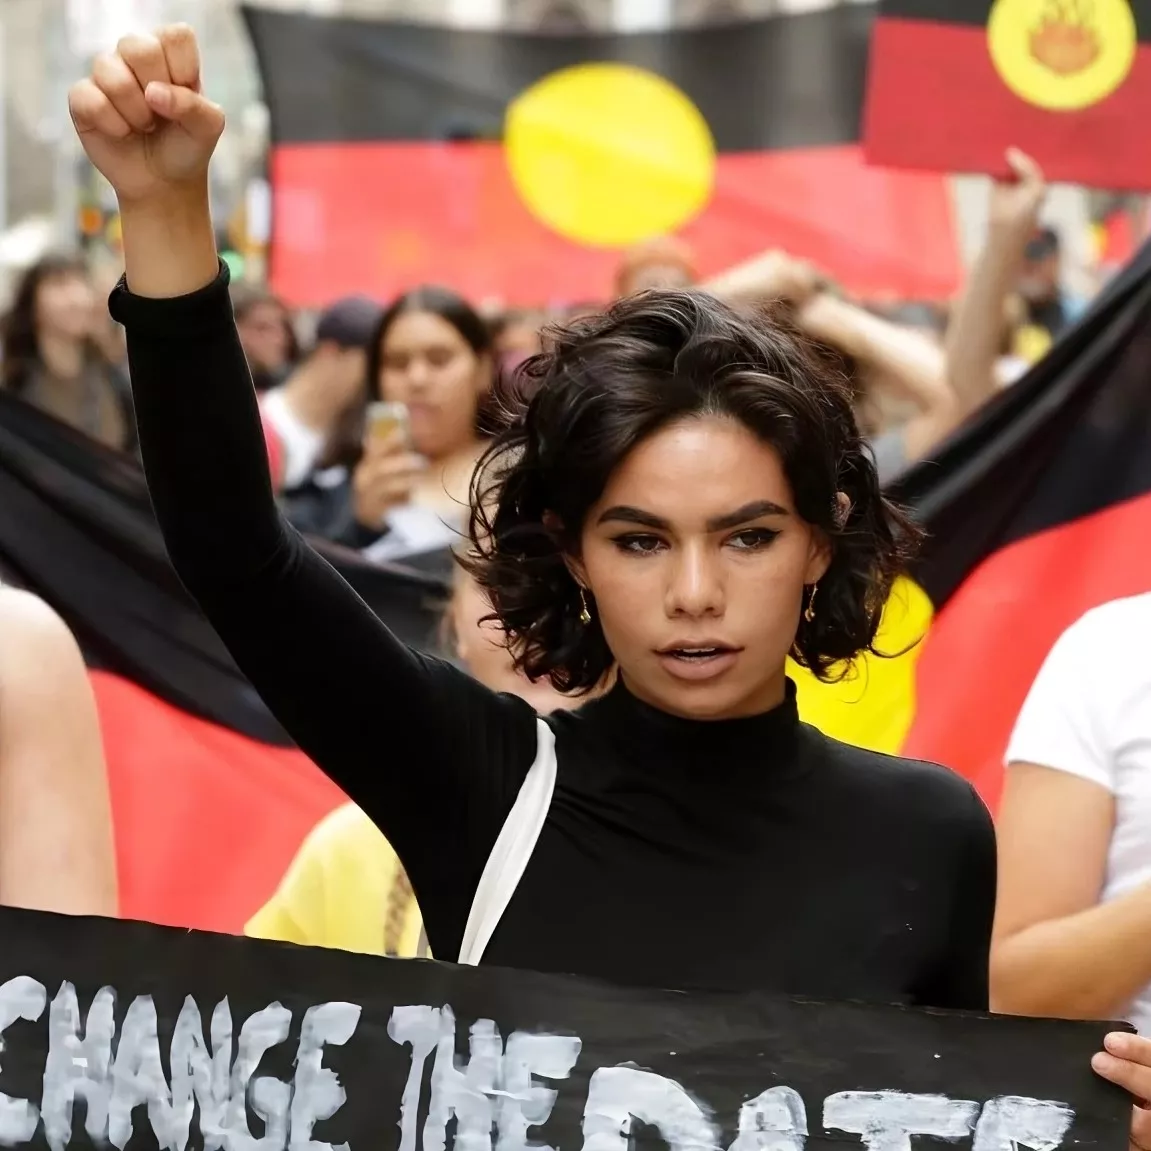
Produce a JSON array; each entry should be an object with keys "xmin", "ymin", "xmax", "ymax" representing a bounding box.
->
[
  {"xmin": 992, "ymin": 592, "xmax": 1151, "ymax": 1033},
  {"xmin": 260, "ymin": 296, "xmax": 381, "ymax": 491}
]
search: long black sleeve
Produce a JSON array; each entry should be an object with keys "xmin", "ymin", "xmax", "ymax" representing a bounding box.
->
[
  {"xmin": 926, "ymin": 784, "xmax": 997, "ymax": 1010},
  {"xmin": 109, "ymin": 267, "xmax": 538, "ymax": 957}
]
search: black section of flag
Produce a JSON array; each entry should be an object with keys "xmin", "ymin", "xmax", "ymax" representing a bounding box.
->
[
  {"xmin": 892, "ymin": 239, "xmax": 1151, "ymax": 608},
  {"xmin": 241, "ymin": 4, "xmax": 871, "ymax": 151},
  {"xmin": 0, "ymin": 394, "xmax": 448, "ymax": 745},
  {"xmin": 876, "ymin": 0, "xmax": 1151, "ymax": 34}
]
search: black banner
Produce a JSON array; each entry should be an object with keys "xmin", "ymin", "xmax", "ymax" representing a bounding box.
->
[{"xmin": 0, "ymin": 907, "xmax": 1130, "ymax": 1151}]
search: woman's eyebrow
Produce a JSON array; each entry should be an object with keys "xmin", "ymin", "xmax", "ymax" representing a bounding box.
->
[
  {"xmin": 706, "ymin": 500, "xmax": 790, "ymax": 531},
  {"xmin": 596, "ymin": 501, "xmax": 790, "ymax": 532},
  {"xmin": 595, "ymin": 505, "xmax": 669, "ymax": 529}
]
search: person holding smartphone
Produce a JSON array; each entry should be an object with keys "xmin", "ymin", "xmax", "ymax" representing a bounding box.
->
[
  {"xmin": 69, "ymin": 30, "xmax": 1151, "ymax": 1151},
  {"xmin": 286, "ymin": 287, "xmax": 495, "ymax": 564}
]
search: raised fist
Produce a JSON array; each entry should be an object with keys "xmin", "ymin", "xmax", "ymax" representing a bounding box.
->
[
  {"xmin": 68, "ymin": 25, "xmax": 224, "ymax": 206},
  {"xmin": 989, "ymin": 148, "xmax": 1047, "ymax": 240}
]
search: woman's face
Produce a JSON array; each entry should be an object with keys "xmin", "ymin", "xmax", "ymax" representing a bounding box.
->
[
  {"xmin": 378, "ymin": 310, "xmax": 487, "ymax": 460},
  {"xmin": 237, "ymin": 301, "xmax": 292, "ymax": 375},
  {"xmin": 452, "ymin": 573, "xmax": 577, "ymax": 714},
  {"xmin": 35, "ymin": 271, "xmax": 97, "ymax": 341},
  {"xmin": 574, "ymin": 415, "xmax": 831, "ymax": 721}
]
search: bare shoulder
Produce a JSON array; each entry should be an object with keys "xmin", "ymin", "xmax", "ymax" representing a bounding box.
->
[{"xmin": 0, "ymin": 589, "xmax": 85, "ymax": 678}]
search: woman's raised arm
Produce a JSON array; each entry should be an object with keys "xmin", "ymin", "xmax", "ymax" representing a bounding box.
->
[{"xmin": 68, "ymin": 27, "xmax": 538, "ymax": 953}]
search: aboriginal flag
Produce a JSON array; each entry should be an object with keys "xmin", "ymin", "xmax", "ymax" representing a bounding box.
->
[
  {"xmin": 794, "ymin": 238, "xmax": 1151, "ymax": 809},
  {"xmin": 864, "ymin": 0, "xmax": 1151, "ymax": 189},
  {"xmin": 241, "ymin": 5, "xmax": 960, "ymax": 308},
  {"xmin": 0, "ymin": 395, "xmax": 447, "ymax": 934}
]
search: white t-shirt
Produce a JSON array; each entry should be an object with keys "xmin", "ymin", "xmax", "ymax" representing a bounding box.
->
[
  {"xmin": 260, "ymin": 387, "xmax": 326, "ymax": 491},
  {"xmin": 1005, "ymin": 592, "xmax": 1151, "ymax": 1032}
]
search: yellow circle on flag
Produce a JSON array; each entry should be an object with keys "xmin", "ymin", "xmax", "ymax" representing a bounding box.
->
[
  {"xmin": 504, "ymin": 62, "xmax": 717, "ymax": 248},
  {"xmin": 789, "ymin": 575, "xmax": 934, "ymax": 755},
  {"xmin": 987, "ymin": 0, "xmax": 1136, "ymax": 111}
]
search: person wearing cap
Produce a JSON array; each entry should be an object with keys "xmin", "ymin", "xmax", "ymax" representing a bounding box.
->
[{"xmin": 259, "ymin": 296, "xmax": 381, "ymax": 493}]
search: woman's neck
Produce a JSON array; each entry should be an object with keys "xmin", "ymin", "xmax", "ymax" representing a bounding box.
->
[
  {"xmin": 578, "ymin": 674, "xmax": 803, "ymax": 780},
  {"xmin": 38, "ymin": 333, "xmax": 87, "ymax": 381},
  {"xmin": 413, "ymin": 438, "xmax": 484, "ymax": 510}
]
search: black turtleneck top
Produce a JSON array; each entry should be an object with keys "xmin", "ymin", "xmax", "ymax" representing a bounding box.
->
[{"xmin": 109, "ymin": 267, "xmax": 996, "ymax": 1008}]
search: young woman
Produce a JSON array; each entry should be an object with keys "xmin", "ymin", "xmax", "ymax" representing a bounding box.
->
[
  {"xmin": 278, "ymin": 287, "xmax": 492, "ymax": 568},
  {"xmin": 0, "ymin": 255, "xmax": 134, "ymax": 452},
  {"xmin": 0, "ymin": 587, "xmax": 117, "ymax": 916},
  {"xmin": 67, "ymin": 30, "xmax": 1151, "ymax": 1142}
]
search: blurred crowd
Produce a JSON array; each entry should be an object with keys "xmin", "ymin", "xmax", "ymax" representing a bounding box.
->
[
  {"xmin": 4, "ymin": 144, "xmax": 1149, "ymax": 1044},
  {"xmin": 0, "ymin": 151, "xmax": 1088, "ymax": 512}
]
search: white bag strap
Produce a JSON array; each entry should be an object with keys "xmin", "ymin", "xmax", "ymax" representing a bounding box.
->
[{"xmin": 457, "ymin": 717, "xmax": 557, "ymax": 966}]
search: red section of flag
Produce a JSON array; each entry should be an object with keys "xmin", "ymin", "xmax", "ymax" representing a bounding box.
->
[
  {"xmin": 1099, "ymin": 210, "xmax": 1137, "ymax": 267},
  {"xmin": 93, "ymin": 671, "xmax": 343, "ymax": 934},
  {"xmin": 903, "ymin": 491, "xmax": 1151, "ymax": 811},
  {"xmin": 268, "ymin": 141, "xmax": 960, "ymax": 308},
  {"xmin": 864, "ymin": 19, "xmax": 1151, "ymax": 190}
]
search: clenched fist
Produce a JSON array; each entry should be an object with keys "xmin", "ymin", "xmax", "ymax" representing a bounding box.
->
[
  {"xmin": 989, "ymin": 147, "xmax": 1046, "ymax": 241},
  {"xmin": 68, "ymin": 24, "xmax": 223, "ymax": 206}
]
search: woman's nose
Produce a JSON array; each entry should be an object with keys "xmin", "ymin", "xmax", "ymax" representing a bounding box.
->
[{"xmin": 664, "ymin": 544, "xmax": 725, "ymax": 618}]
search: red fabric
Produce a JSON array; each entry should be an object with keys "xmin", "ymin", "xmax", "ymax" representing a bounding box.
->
[
  {"xmin": 260, "ymin": 411, "xmax": 285, "ymax": 493},
  {"xmin": 93, "ymin": 671, "xmax": 343, "ymax": 933},
  {"xmin": 268, "ymin": 141, "xmax": 960, "ymax": 308},
  {"xmin": 864, "ymin": 19, "xmax": 1151, "ymax": 191},
  {"xmin": 1099, "ymin": 211, "xmax": 1137, "ymax": 266},
  {"xmin": 902, "ymin": 491, "xmax": 1151, "ymax": 811}
]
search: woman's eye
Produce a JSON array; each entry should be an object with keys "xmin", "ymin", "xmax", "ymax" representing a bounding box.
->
[
  {"xmin": 613, "ymin": 534, "xmax": 666, "ymax": 555},
  {"xmin": 728, "ymin": 528, "xmax": 780, "ymax": 550}
]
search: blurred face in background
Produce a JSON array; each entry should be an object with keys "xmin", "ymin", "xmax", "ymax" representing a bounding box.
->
[
  {"xmin": 451, "ymin": 571, "xmax": 585, "ymax": 714},
  {"xmin": 495, "ymin": 313, "xmax": 544, "ymax": 374},
  {"xmin": 35, "ymin": 269, "xmax": 96, "ymax": 342},
  {"xmin": 619, "ymin": 261, "xmax": 696, "ymax": 295},
  {"xmin": 377, "ymin": 310, "xmax": 488, "ymax": 461},
  {"xmin": 314, "ymin": 341, "xmax": 368, "ymax": 411},
  {"xmin": 237, "ymin": 299, "xmax": 293, "ymax": 376},
  {"xmin": 1017, "ymin": 233, "xmax": 1061, "ymax": 305}
]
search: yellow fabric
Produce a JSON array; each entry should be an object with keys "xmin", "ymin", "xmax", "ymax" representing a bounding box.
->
[
  {"xmin": 1013, "ymin": 323, "xmax": 1054, "ymax": 364},
  {"xmin": 789, "ymin": 575, "xmax": 935, "ymax": 754},
  {"xmin": 246, "ymin": 803, "xmax": 425, "ymax": 958}
]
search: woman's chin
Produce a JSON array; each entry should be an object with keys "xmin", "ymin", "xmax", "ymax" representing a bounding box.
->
[{"xmin": 631, "ymin": 672, "xmax": 778, "ymax": 722}]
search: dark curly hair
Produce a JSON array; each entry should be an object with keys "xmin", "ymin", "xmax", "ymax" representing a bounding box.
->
[{"xmin": 463, "ymin": 290, "xmax": 922, "ymax": 693}]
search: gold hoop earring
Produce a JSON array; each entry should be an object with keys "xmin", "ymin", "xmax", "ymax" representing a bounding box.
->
[
  {"xmin": 578, "ymin": 588, "xmax": 592, "ymax": 626},
  {"xmin": 804, "ymin": 583, "xmax": 818, "ymax": 623}
]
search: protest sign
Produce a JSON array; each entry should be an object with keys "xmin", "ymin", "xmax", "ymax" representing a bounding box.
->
[{"xmin": 0, "ymin": 905, "xmax": 1132, "ymax": 1151}]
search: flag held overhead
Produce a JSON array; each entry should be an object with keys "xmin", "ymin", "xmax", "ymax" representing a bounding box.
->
[{"xmin": 863, "ymin": 0, "xmax": 1151, "ymax": 188}]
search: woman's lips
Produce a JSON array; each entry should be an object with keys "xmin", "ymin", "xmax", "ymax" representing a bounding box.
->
[{"xmin": 655, "ymin": 647, "xmax": 741, "ymax": 681}]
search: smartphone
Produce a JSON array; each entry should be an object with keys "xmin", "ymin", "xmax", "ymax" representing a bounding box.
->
[{"xmin": 366, "ymin": 401, "xmax": 410, "ymax": 446}]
